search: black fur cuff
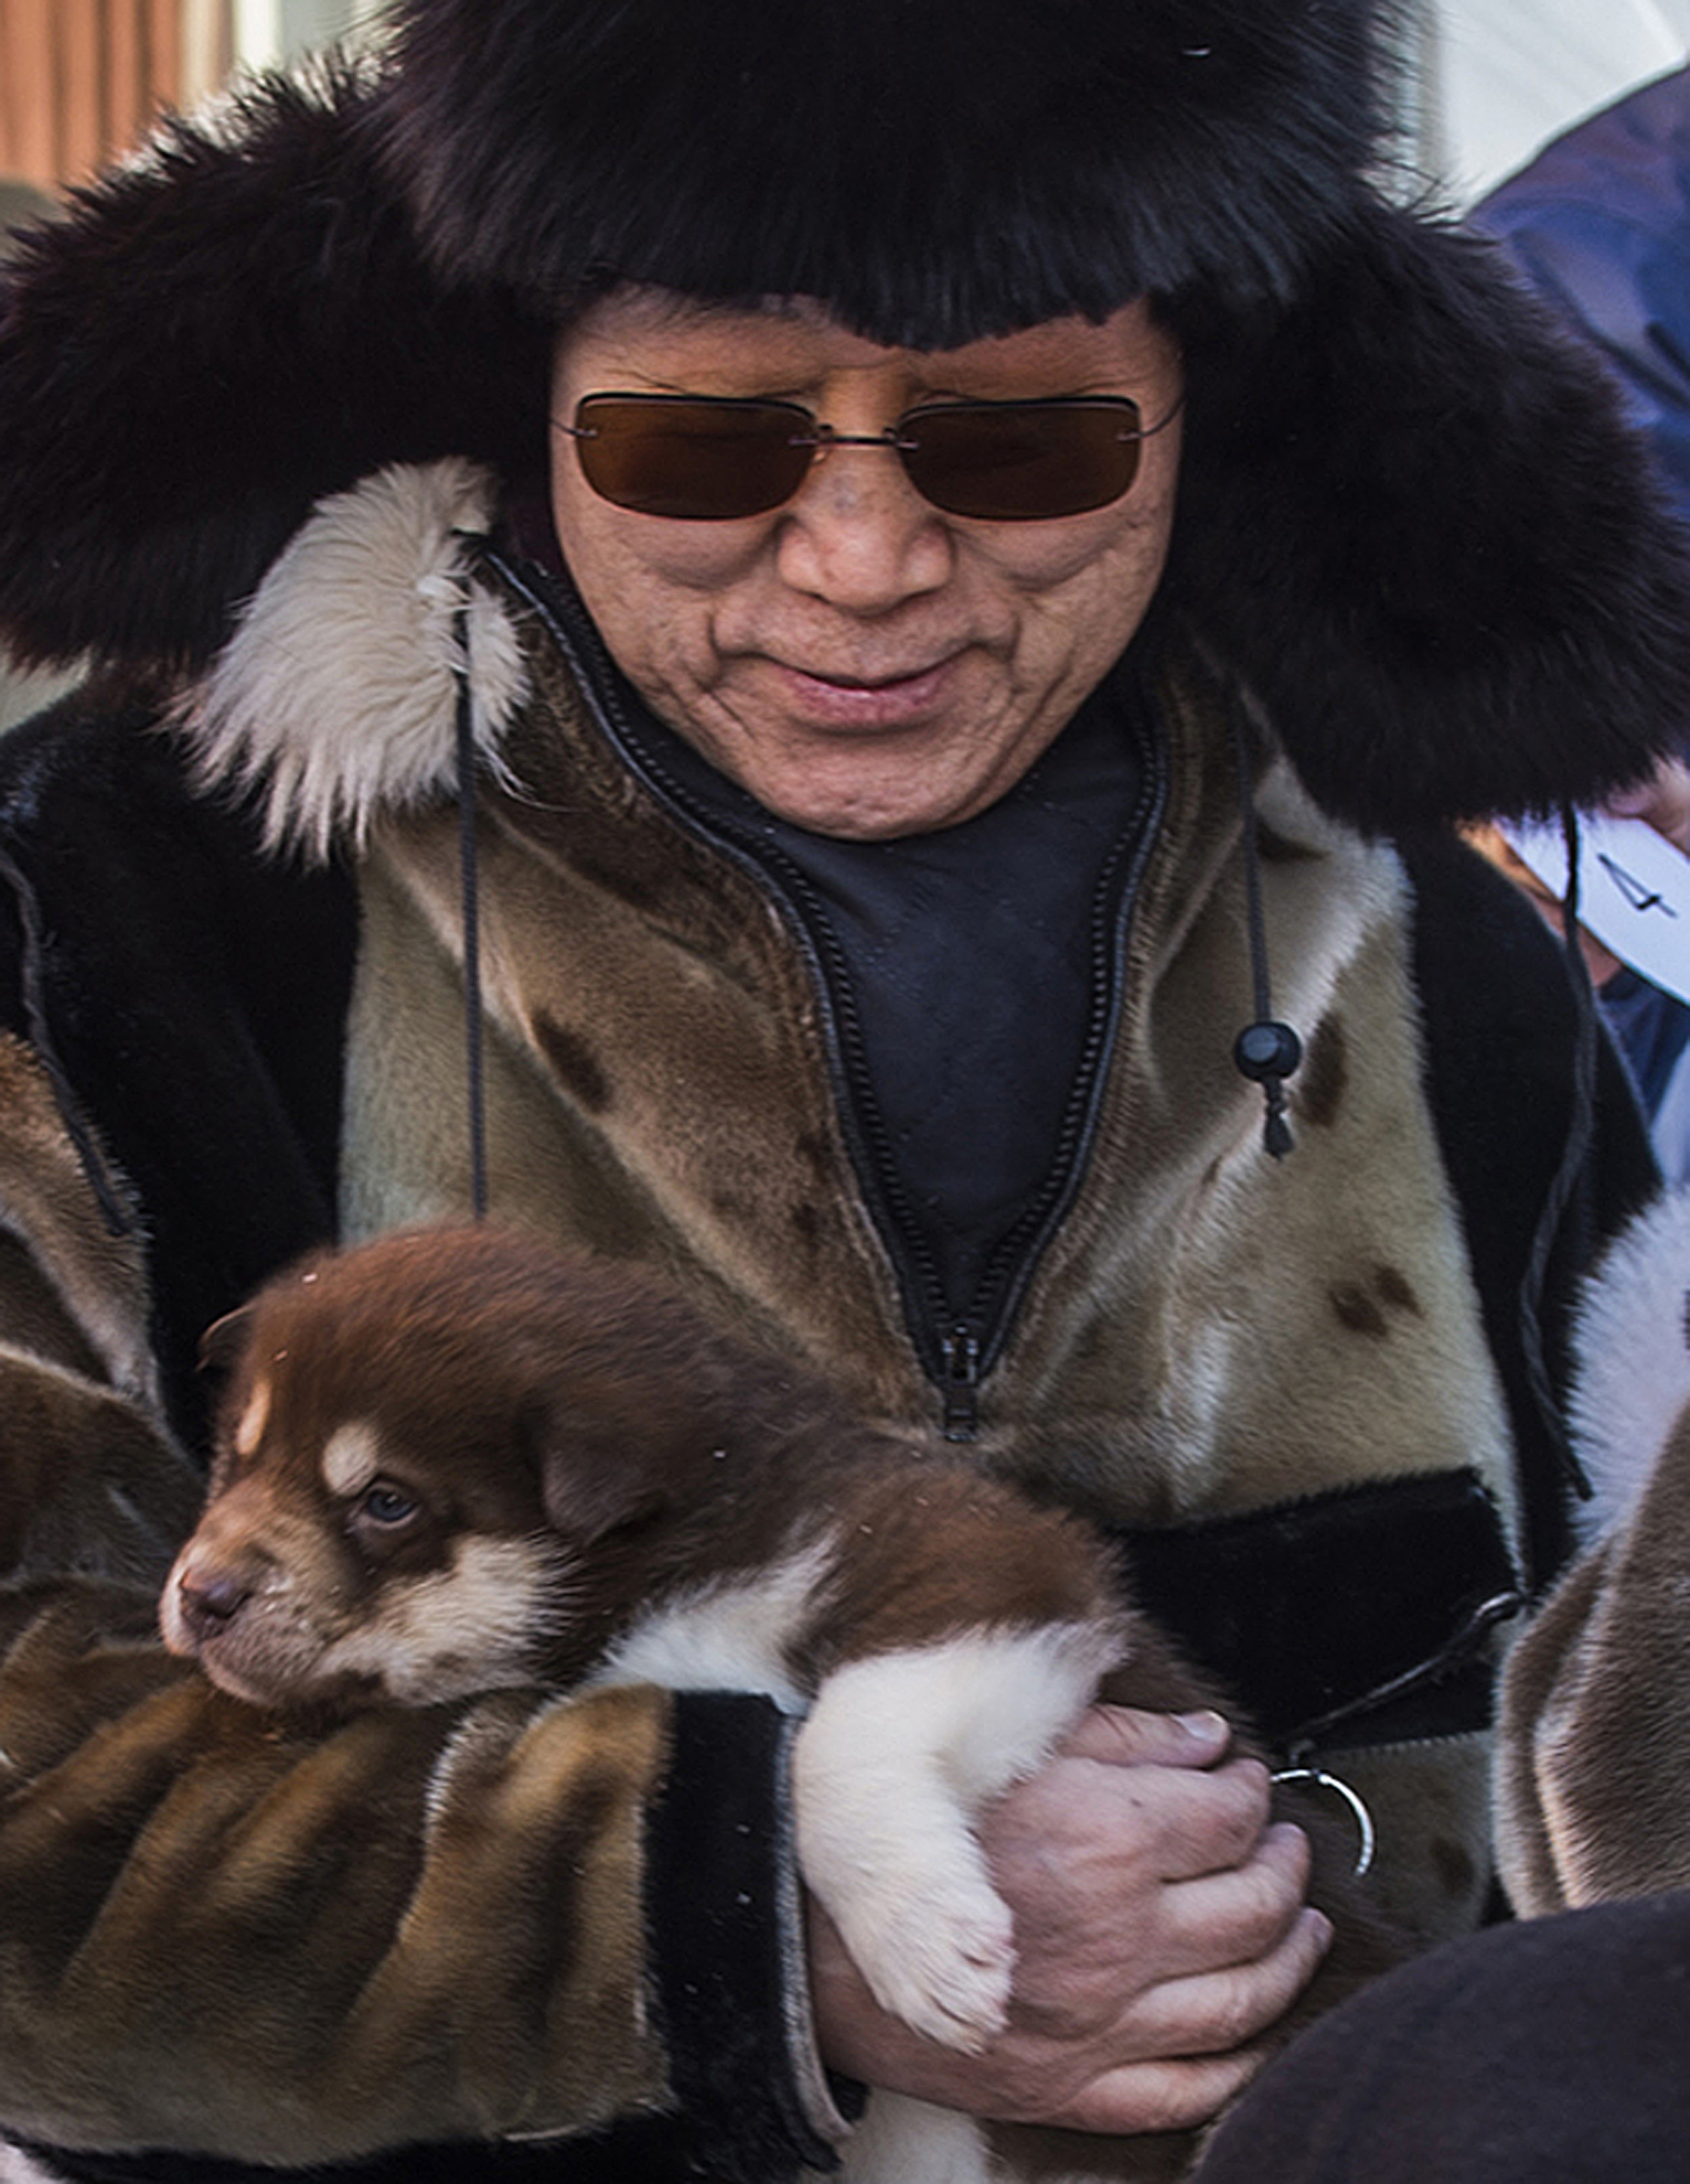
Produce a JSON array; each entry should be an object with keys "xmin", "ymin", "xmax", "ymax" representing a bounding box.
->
[{"xmin": 648, "ymin": 1693, "xmax": 854, "ymax": 2181}]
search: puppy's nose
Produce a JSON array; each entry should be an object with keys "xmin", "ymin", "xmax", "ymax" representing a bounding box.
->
[{"xmin": 175, "ymin": 1569, "xmax": 254, "ymax": 1641}]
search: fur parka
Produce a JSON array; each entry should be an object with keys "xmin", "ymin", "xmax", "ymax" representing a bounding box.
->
[{"xmin": 0, "ymin": 14, "xmax": 1679, "ymax": 2183}]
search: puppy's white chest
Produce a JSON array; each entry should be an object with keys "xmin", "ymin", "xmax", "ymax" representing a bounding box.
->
[{"xmin": 585, "ymin": 1538, "xmax": 834, "ymax": 1712}]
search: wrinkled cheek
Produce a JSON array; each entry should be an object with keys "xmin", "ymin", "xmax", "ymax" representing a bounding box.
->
[
  {"xmin": 569, "ymin": 546, "xmax": 758, "ymax": 704},
  {"xmin": 1001, "ymin": 555, "xmax": 1172, "ymax": 700}
]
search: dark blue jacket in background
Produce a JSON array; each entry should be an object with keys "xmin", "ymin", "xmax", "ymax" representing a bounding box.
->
[{"xmin": 1478, "ymin": 66, "xmax": 1690, "ymax": 538}]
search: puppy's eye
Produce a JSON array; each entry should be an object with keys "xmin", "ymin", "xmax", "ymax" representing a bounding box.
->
[{"xmin": 358, "ymin": 1480, "xmax": 420, "ymax": 1528}]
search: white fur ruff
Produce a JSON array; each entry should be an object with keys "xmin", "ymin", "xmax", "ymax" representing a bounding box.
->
[
  {"xmin": 1568, "ymin": 1184, "xmax": 1690, "ymax": 1545},
  {"xmin": 174, "ymin": 458, "xmax": 527, "ymax": 860}
]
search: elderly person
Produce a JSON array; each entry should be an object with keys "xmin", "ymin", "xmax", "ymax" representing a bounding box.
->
[{"xmin": 0, "ymin": 1, "xmax": 1683, "ymax": 2179}]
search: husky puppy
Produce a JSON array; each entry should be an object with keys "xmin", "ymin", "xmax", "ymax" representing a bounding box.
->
[{"xmin": 162, "ymin": 1223, "xmax": 1397, "ymax": 2184}]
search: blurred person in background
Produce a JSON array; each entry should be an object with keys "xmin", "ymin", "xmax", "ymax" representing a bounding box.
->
[{"xmin": 1479, "ymin": 68, "xmax": 1690, "ymax": 1177}]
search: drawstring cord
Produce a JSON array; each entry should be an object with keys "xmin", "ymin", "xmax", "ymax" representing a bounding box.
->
[
  {"xmin": 0, "ymin": 839, "xmax": 135, "ymax": 1238},
  {"xmin": 1520, "ymin": 802, "xmax": 1598, "ymax": 1503},
  {"xmin": 1, "ymin": 583, "xmax": 498, "ymax": 1244},
  {"xmin": 454, "ymin": 598, "xmax": 491, "ymax": 1221},
  {"xmin": 1228, "ymin": 701, "xmax": 1302, "ymax": 1157},
  {"xmin": 1270, "ymin": 1582, "xmax": 1524, "ymax": 1877}
]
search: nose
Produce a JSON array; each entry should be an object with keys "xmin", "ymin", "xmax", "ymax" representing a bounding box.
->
[
  {"xmin": 174, "ymin": 1565, "xmax": 254, "ymax": 1643},
  {"xmin": 774, "ymin": 435, "xmax": 954, "ymax": 615}
]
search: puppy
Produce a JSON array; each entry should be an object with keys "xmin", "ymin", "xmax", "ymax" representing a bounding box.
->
[{"xmin": 162, "ymin": 1224, "xmax": 1399, "ymax": 2184}]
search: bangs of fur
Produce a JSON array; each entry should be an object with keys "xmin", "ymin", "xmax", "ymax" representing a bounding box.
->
[
  {"xmin": 172, "ymin": 460, "xmax": 527, "ymax": 860},
  {"xmin": 375, "ymin": 0, "xmax": 1397, "ymax": 347}
]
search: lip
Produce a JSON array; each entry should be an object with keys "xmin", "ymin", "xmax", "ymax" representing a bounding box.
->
[{"xmin": 765, "ymin": 654, "xmax": 963, "ymax": 730}]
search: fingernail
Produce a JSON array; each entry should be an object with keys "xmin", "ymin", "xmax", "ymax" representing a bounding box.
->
[
  {"xmin": 1174, "ymin": 1708, "xmax": 1230, "ymax": 1747},
  {"xmin": 1306, "ymin": 1908, "xmax": 1334, "ymax": 1953}
]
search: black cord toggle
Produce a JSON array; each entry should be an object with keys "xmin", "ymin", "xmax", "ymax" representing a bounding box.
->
[
  {"xmin": 1234, "ymin": 1021, "xmax": 1303, "ymax": 1083},
  {"xmin": 1234, "ymin": 1021, "xmax": 1301, "ymax": 1159}
]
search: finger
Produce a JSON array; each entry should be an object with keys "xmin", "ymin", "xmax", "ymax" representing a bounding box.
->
[
  {"xmin": 1151, "ymin": 1820, "xmax": 1315, "ymax": 1962},
  {"xmin": 1608, "ymin": 756, "xmax": 1690, "ymax": 852},
  {"xmin": 1059, "ymin": 1703, "xmax": 1235, "ymax": 1771},
  {"xmin": 1090, "ymin": 1755, "xmax": 1280, "ymax": 1883},
  {"xmin": 992, "ymin": 1754, "xmax": 1278, "ymax": 1926},
  {"xmin": 1108, "ymin": 1904, "xmax": 1334, "ymax": 2066},
  {"xmin": 1007, "ymin": 1818, "xmax": 1314, "ymax": 2020},
  {"xmin": 1034, "ymin": 2043, "xmax": 1276, "ymax": 2136}
]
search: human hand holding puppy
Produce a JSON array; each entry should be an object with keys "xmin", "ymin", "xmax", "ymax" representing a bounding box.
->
[{"xmin": 810, "ymin": 1703, "xmax": 1329, "ymax": 2136}]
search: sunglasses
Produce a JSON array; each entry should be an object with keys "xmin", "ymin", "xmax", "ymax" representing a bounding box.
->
[{"xmin": 559, "ymin": 391, "xmax": 1178, "ymax": 523}]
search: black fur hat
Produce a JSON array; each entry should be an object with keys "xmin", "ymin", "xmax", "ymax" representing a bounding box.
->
[
  {"xmin": 375, "ymin": 0, "xmax": 1393, "ymax": 347},
  {"xmin": 2, "ymin": 6, "xmax": 1690, "ymax": 833}
]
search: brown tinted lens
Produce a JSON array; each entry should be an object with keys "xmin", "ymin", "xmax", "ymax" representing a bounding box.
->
[
  {"xmin": 898, "ymin": 399, "xmax": 1144, "ymax": 520},
  {"xmin": 573, "ymin": 396, "xmax": 815, "ymax": 518}
]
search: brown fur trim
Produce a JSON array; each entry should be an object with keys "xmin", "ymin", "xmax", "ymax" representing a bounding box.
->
[
  {"xmin": 0, "ymin": 1584, "xmax": 675, "ymax": 2160},
  {"xmin": 0, "ymin": 1036, "xmax": 159, "ymax": 1408},
  {"xmin": 1497, "ymin": 1407, "xmax": 1690, "ymax": 1910}
]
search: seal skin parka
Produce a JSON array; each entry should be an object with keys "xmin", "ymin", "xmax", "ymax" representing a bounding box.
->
[{"xmin": 0, "ymin": 1, "xmax": 1682, "ymax": 2178}]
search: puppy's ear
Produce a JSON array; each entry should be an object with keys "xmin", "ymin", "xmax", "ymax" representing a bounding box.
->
[
  {"xmin": 199, "ymin": 1304, "xmax": 256, "ymax": 1377},
  {"xmin": 533, "ymin": 1380, "xmax": 690, "ymax": 1545}
]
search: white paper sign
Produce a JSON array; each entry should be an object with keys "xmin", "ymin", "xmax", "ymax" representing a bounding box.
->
[{"xmin": 1501, "ymin": 814, "xmax": 1690, "ymax": 1006}]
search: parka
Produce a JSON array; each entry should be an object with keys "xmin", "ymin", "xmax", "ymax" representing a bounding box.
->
[{"xmin": 0, "ymin": 41, "xmax": 1682, "ymax": 2184}]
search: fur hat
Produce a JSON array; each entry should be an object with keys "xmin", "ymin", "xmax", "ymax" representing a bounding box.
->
[
  {"xmin": 1, "ymin": 7, "xmax": 1689, "ymax": 835},
  {"xmin": 375, "ymin": 0, "xmax": 1391, "ymax": 346}
]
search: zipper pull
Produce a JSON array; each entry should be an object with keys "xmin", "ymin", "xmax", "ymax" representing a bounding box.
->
[{"xmin": 940, "ymin": 1324, "xmax": 981, "ymax": 1442}]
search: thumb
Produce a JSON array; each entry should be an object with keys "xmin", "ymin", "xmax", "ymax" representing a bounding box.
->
[{"xmin": 1061, "ymin": 1703, "xmax": 1235, "ymax": 1770}]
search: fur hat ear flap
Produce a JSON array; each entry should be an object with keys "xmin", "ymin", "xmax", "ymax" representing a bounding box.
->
[
  {"xmin": 1170, "ymin": 198, "xmax": 1690, "ymax": 832},
  {"xmin": 0, "ymin": 66, "xmax": 550, "ymax": 674}
]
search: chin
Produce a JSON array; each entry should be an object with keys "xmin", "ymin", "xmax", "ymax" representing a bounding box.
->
[{"xmin": 730, "ymin": 732, "xmax": 1030, "ymax": 838}]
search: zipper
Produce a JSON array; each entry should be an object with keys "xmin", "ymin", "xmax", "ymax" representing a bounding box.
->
[
  {"xmin": 485, "ymin": 545, "xmax": 1168, "ymax": 1438},
  {"xmin": 940, "ymin": 1323, "xmax": 982, "ymax": 1441}
]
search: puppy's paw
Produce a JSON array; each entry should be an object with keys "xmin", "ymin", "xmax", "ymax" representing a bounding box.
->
[{"xmin": 829, "ymin": 1858, "xmax": 1016, "ymax": 2052}]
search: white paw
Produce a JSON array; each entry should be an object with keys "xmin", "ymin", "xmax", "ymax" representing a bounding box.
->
[
  {"xmin": 792, "ymin": 1635, "xmax": 1103, "ymax": 2055},
  {"xmin": 827, "ymin": 1855, "xmax": 1016, "ymax": 2052}
]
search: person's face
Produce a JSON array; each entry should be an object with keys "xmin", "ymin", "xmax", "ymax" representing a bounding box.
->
[{"xmin": 548, "ymin": 291, "xmax": 1184, "ymax": 839}]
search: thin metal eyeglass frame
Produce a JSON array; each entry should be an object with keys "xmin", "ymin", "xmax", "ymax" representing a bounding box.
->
[{"xmin": 556, "ymin": 391, "xmax": 1184, "ymax": 520}]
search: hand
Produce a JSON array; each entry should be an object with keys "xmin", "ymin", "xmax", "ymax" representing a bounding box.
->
[{"xmin": 808, "ymin": 1705, "xmax": 1331, "ymax": 2135}]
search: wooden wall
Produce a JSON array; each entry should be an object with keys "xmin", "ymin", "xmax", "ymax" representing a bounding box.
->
[{"xmin": 0, "ymin": 0, "xmax": 231, "ymax": 189}]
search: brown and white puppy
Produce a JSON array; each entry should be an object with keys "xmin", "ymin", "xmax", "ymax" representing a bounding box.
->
[{"xmin": 162, "ymin": 1223, "xmax": 1397, "ymax": 2184}]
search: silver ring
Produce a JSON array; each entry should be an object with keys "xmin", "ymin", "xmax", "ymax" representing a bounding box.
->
[{"xmin": 1272, "ymin": 1764, "xmax": 1378, "ymax": 1878}]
